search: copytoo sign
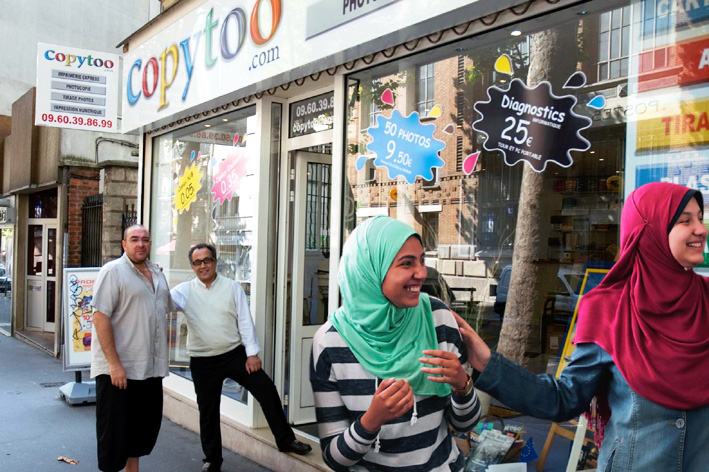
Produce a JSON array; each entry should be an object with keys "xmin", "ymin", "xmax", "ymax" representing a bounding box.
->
[{"xmin": 125, "ymin": 0, "xmax": 281, "ymax": 119}]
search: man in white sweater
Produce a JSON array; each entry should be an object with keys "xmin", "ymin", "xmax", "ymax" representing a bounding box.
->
[{"xmin": 171, "ymin": 244, "xmax": 311, "ymax": 472}]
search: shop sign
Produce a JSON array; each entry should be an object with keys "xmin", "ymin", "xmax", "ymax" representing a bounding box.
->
[
  {"xmin": 289, "ymin": 92, "xmax": 334, "ymax": 137},
  {"xmin": 62, "ymin": 268, "xmax": 100, "ymax": 371},
  {"xmin": 635, "ymin": 98, "xmax": 709, "ymax": 151},
  {"xmin": 305, "ymin": 0, "xmax": 398, "ymax": 38},
  {"xmin": 122, "ymin": 0, "xmax": 486, "ymax": 132},
  {"xmin": 35, "ymin": 42, "xmax": 119, "ymax": 132},
  {"xmin": 636, "ymin": 158, "xmax": 709, "ymax": 191},
  {"xmin": 363, "ymin": 109, "xmax": 445, "ymax": 184},
  {"xmin": 638, "ymin": 35, "xmax": 709, "ymax": 92},
  {"xmin": 667, "ymin": 0, "xmax": 709, "ymax": 28},
  {"xmin": 473, "ymin": 78, "xmax": 592, "ymax": 172}
]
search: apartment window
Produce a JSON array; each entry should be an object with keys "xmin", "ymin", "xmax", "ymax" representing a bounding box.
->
[
  {"xmin": 598, "ymin": 6, "xmax": 631, "ymax": 81},
  {"xmin": 364, "ymin": 159, "xmax": 376, "ymax": 182},
  {"xmin": 416, "ymin": 63, "xmax": 435, "ymax": 116},
  {"xmin": 421, "ymin": 212, "xmax": 439, "ymax": 252},
  {"xmin": 636, "ymin": 0, "xmax": 673, "ymax": 74}
]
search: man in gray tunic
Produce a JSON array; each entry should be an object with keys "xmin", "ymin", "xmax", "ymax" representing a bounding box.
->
[{"xmin": 90, "ymin": 225, "xmax": 173, "ymax": 472}]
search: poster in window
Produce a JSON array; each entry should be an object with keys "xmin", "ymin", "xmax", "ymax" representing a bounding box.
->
[
  {"xmin": 62, "ymin": 267, "xmax": 100, "ymax": 371},
  {"xmin": 473, "ymin": 77, "xmax": 592, "ymax": 172}
]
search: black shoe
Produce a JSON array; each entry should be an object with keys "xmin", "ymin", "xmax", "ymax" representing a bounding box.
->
[
  {"xmin": 278, "ymin": 440, "xmax": 312, "ymax": 455},
  {"xmin": 201, "ymin": 462, "xmax": 221, "ymax": 472}
]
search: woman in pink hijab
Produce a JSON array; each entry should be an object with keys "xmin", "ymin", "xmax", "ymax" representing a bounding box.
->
[{"xmin": 456, "ymin": 182, "xmax": 709, "ymax": 471}]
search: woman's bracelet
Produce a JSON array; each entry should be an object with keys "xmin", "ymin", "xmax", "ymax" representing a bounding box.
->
[{"xmin": 452, "ymin": 374, "xmax": 473, "ymax": 397}]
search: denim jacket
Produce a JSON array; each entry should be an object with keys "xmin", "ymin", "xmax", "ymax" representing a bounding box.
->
[{"xmin": 474, "ymin": 343, "xmax": 709, "ymax": 471}]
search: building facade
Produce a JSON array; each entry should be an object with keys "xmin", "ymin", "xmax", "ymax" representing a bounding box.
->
[
  {"xmin": 0, "ymin": 0, "xmax": 160, "ymax": 349},
  {"xmin": 120, "ymin": 0, "xmax": 709, "ymax": 469}
]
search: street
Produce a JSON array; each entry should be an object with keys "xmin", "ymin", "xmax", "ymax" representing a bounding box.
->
[{"xmin": 0, "ymin": 334, "xmax": 272, "ymax": 472}]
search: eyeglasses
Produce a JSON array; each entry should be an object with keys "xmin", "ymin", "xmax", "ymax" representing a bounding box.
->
[{"xmin": 191, "ymin": 257, "xmax": 216, "ymax": 267}]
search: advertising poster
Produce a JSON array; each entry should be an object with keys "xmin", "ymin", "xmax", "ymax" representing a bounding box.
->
[
  {"xmin": 362, "ymin": 88, "xmax": 446, "ymax": 184},
  {"xmin": 473, "ymin": 77, "xmax": 592, "ymax": 172},
  {"xmin": 63, "ymin": 267, "xmax": 100, "ymax": 371},
  {"xmin": 35, "ymin": 43, "xmax": 119, "ymax": 132},
  {"xmin": 211, "ymin": 146, "xmax": 249, "ymax": 204},
  {"xmin": 173, "ymin": 162, "xmax": 203, "ymax": 213}
]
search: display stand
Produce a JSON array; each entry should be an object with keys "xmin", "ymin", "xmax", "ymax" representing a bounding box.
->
[
  {"xmin": 59, "ymin": 370, "xmax": 96, "ymax": 405},
  {"xmin": 60, "ymin": 267, "xmax": 100, "ymax": 405}
]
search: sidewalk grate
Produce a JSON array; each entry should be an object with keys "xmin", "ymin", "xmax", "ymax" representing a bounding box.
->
[{"xmin": 39, "ymin": 382, "xmax": 65, "ymax": 388}]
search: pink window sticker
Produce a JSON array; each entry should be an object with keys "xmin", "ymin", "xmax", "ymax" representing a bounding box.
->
[{"xmin": 211, "ymin": 147, "xmax": 249, "ymax": 204}]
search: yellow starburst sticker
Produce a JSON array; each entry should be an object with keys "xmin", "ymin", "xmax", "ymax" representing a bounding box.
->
[{"xmin": 173, "ymin": 162, "xmax": 203, "ymax": 214}]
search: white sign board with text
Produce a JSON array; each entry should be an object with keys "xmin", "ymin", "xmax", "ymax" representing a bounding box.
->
[{"xmin": 36, "ymin": 43, "xmax": 120, "ymax": 133}]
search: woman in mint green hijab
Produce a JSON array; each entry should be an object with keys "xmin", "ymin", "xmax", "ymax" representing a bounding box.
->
[{"xmin": 311, "ymin": 216, "xmax": 480, "ymax": 472}]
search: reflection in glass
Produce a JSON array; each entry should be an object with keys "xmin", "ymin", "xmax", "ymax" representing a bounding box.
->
[
  {"xmin": 47, "ymin": 228, "xmax": 56, "ymax": 277},
  {"xmin": 153, "ymin": 107, "xmax": 257, "ymax": 405},
  {"xmin": 343, "ymin": 2, "xmax": 643, "ymax": 373},
  {"xmin": 303, "ymin": 163, "xmax": 331, "ymax": 327},
  {"xmin": 46, "ymin": 280, "xmax": 55, "ymax": 324},
  {"xmin": 28, "ymin": 189, "xmax": 58, "ymax": 219},
  {"xmin": 0, "ymin": 228, "xmax": 13, "ymax": 334},
  {"xmin": 27, "ymin": 225, "xmax": 43, "ymax": 276}
]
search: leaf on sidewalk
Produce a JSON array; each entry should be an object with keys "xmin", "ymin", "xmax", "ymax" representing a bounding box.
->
[{"xmin": 57, "ymin": 456, "xmax": 79, "ymax": 465}]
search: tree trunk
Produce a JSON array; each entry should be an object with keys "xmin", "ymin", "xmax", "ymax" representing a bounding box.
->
[{"xmin": 496, "ymin": 25, "xmax": 579, "ymax": 367}]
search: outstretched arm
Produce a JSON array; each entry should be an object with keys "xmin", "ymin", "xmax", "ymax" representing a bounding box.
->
[{"xmin": 452, "ymin": 311, "xmax": 491, "ymax": 372}]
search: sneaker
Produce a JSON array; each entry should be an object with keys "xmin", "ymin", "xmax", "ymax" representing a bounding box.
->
[{"xmin": 200, "ymin": 462, "xmax": 221, "ymax": 472}]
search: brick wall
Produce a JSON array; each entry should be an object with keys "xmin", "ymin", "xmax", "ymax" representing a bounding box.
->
[{"xmin": 66, "ymin": 168, "xmax": 101, "ymax": 267}]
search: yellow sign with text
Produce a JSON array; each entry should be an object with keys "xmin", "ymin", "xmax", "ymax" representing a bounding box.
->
[
  {"xmin": 636, "ymin": 99, "xmax": 709, "ymax": 151},
  {"xmin": 173, "ymin": 162, "xmax": 203, "ymax": 214}
]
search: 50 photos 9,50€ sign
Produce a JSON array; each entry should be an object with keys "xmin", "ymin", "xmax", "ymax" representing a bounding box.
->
[{"xmin": 35, "ymin": 43, "xmax": 120, "ymax": 132}]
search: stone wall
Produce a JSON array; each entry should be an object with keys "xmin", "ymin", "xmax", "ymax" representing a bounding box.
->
[
  {"xmin": 102, "ymin": 165, "xmax": 138, "ymax": 264},
  {"xmin": 66, "ymin": 168, "xmax": 101, "ymax": 267}
]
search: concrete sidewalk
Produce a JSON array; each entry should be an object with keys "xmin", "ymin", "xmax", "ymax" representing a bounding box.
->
[{"xmin": 0, "ymin": 334, "xmax": 272, "ymax": 472}]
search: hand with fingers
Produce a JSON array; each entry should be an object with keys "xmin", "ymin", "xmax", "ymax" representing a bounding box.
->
[
  {"xmin": 245, "ymin": 355, "xmax": 262, "ymax": 374},
  {"xmin": 360, "ymin": 378, "xmax": 415, "ymax": 433},
  {"xmin": 419, "ymin": 350, "xmax": 469, "ymax": 392},
  {"xmin": 110, "ymin": 364, "xmax": 127, "ymax": 389},
  {"xmin": 451, "ymin": 311, "xmax": 491, "ymax": 372}
]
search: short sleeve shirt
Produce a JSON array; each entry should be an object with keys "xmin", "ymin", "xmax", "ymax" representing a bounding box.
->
[{"xmin": 90, "ymin": 253, "xmax": 174, "ymax": 380}]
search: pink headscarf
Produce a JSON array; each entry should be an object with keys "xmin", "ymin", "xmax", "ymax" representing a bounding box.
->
[{"xmin": 575, "ymin": 182, "xmax": 709, "ymax": 442}]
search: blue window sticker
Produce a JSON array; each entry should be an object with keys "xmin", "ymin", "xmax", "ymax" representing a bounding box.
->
[{"xmin": 362, "ymin": 110, "xmax": 445, "ymax": 184}]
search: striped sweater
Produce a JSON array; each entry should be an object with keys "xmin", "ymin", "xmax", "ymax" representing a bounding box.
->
[{"xmin": 310, "ymin": 298, "xmax": 481, "ymax": 471}]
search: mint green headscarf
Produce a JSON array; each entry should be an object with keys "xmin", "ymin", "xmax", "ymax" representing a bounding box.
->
[{"xmin": 330, "ymin": 216, "xmax": 450, "ymax": 397}]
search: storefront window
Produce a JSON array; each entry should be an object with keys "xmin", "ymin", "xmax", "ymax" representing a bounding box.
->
[
  {"xmin": 344, "ymin": 0, "xmax": 709, "ymax": 373},
  {"xmin": 151, "ymin": 106, "xmax": 257, "ymax": 403}
]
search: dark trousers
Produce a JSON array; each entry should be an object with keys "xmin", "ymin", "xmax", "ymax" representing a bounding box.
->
[
  {"xmin": 190, "ymin": 345, "xmax": 295, "ymax": 466},
  {"xmin": 95, "ymin": 376, "xmax": 163, "ymax": 472}
]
